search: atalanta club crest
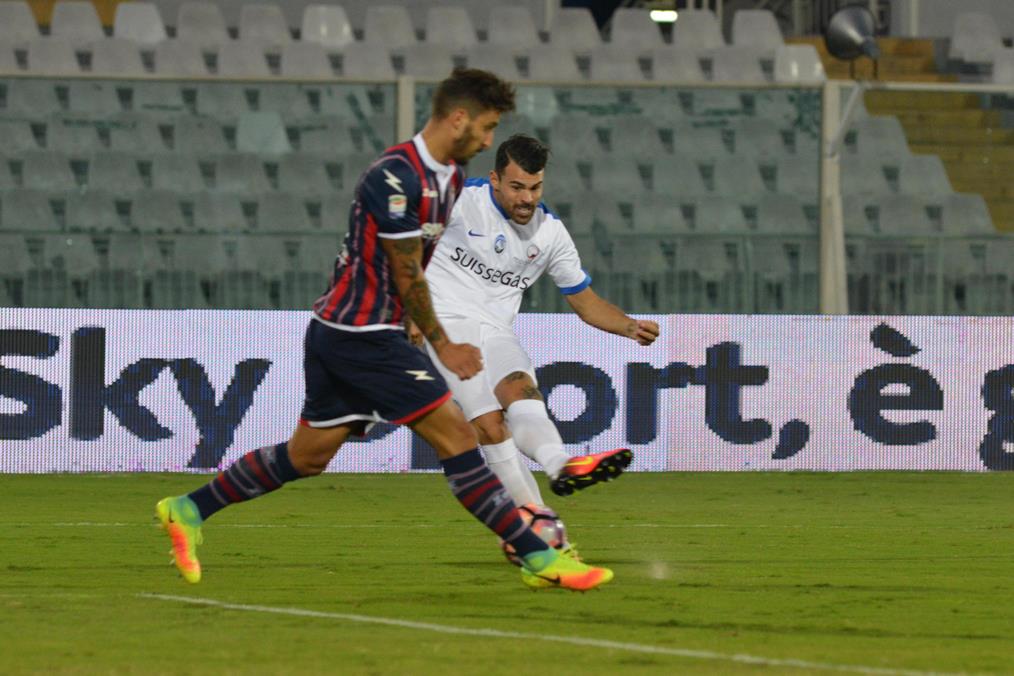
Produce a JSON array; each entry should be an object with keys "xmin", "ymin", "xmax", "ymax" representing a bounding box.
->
[
  {"xmin": 494, "ymin": 234, "xmax": 506, "ymax": 254},
  {"xmin": 526, "ymin": 244, "xmax": 540, "ymax": 260}
]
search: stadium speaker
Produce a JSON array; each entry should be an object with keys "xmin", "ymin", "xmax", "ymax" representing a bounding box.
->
[{"xmin": 825, "ymin": 5, "xmax": 879, "ymax": 61}]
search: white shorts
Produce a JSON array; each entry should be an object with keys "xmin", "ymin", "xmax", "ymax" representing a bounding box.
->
[{"xmin": 425, "ymin": 318, "xmax": 536, "ymax": 421}]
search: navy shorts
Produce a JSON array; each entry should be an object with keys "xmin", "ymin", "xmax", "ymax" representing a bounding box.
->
[{"xmin": 300, "ymin": 319, "xmax": 451, "ymax": 429}]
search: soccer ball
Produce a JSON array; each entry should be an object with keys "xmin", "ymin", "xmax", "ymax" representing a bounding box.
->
[{"xmin": 500, "ymin": 503, "xmax": 569, "ymax": 567}]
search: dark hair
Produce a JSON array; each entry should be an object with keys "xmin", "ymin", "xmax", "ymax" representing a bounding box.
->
[
  {"xmin": 431, "ymin": 67, "xmax": 516, "ymax": 119},
  {"xmin": 495, "ymin": 134, "xmax": 550, "ymax": 175}
]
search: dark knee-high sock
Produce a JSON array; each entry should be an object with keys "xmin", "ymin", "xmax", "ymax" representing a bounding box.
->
[
  {"xmin": 187, "ymin": 443, "xmax": 302, "ymax": 521},
  {"xmin": 441, "ymin": 448, "xmax": 550, "ymax": 558}
]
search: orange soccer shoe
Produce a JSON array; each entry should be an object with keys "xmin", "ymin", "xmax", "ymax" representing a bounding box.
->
[{"xmin": 550, "ymin": 448, "xmax": 633, "ymax": 497}]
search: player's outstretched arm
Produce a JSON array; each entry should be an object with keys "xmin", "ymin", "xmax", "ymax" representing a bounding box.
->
[
  {"xmin": 380, "ymin": 236, "xmax": 484, "ymax": 379},
  {"xmin": 564, "ymin": 287, "xmax": 659, "ymax": 346}
]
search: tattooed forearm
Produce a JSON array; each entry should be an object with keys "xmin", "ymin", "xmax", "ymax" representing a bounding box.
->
[
  {"xmin": 402, "ymin": 279, "xmax": 446, "ymax": 347},
  {"xmin": 380, "ymin": 235, "xmax": 448, "ymax": 348}
]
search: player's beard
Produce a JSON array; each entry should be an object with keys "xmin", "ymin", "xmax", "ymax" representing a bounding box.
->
[{"xmin": 450, "ymin": 127, "xmax": 485, "ymax": 164}]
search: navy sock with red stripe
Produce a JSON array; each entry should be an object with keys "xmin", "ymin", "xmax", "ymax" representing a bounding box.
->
[
  {"xmin": 187, "ymin": 443, "xmax": 302, "ymax": 521},
  {"xmin": 440, "ymin": 448, "xmax": 550, "ymax": 558}
]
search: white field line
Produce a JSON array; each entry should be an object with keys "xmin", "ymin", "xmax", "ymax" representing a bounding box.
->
[
  {"xmin": 14, "ymin": 522, "xmax": 965, "ymax": 530},
  {"xmin": 139, "ymin": 593, "xmax": 953, "ymax": 676}
]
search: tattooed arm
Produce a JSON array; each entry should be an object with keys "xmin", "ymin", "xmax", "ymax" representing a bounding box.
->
[
  {"xmin": 380, "ymin": 236, "xmax": 483, "ymax": 379},
  {"xmin": 565, "ymin": 286, "xmax": 660, "ymax": 346}
]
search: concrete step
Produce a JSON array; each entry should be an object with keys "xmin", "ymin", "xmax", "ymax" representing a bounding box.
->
[{"xmin": 865, "ymin": 90, "xmax": 982, "ymax": 110}]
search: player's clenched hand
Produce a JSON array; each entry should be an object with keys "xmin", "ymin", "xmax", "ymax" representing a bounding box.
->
[
  {"xmin": 630, "ymin": 319, "xmax": 660, "ymax": 346},
  {"xmin": 405, "ymin": 318, "xmax": 424, "ymax": 347},
  {"xmin": 437, "ymin": 342, "xmax": 484, "ymax": 380}
]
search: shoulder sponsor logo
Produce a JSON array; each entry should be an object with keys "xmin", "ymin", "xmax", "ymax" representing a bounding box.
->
[
  {"xmin": 494, "ymin": 234, "xmax": 506, "ymax": 254},
  {"xmin": 389, "ymin": 194, "xmax": 407, "ymax": 218},
  {"xmin": 383, "ymin": 169, "xmax": 403, "ymax": 193}
]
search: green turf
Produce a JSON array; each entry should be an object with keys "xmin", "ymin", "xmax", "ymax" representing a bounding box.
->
[{"xmin": 2, "ymin": 472, "xmax": 1013, "ymax": 674}]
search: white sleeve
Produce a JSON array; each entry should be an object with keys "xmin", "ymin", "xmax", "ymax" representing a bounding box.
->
[{"xmin": 546, "ymin": 220, "xmax": 592, "ymax": 295}]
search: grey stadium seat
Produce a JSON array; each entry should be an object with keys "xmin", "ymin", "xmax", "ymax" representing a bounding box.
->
[
  {"xmin": 651, "ymin": 48, "xmax": 707, "ymax": 83},
  {"xmin": 949, "ymin": 12, "xmax": 1004, "ymax": 63},
  {"xmin": 755, "ymin": 193, "xmax": 812, "ymax": 233},
  {"xmin": 775, "ymin": 157, "xmax": 819, "ymax": 197},
  {"xmin": 66, "ymin": 81, "xmax": 124, "ymax": 116},
  {"xmin": 86, "ymin": 153, "xmax": 146, "ymax": 193},
  {"xmin": 193, "ymin": 193, "xmax": 247, "ymax": 232},
  {"xmin": 590, "ymin": 158, "xmax": 647, "ymax": 195},
  {"xmin": 0, "ymin": 120, "xmax": 40, "ymax": 153},
  {"xmin": 0, "ymin": 43, "xmax": 18, "ymax": 72},
  {"xmin": 301, "ymin": 4, "xmax": 354, "ymax": 49},
  {"xmin": 26, "ymin": 39, "xmax": 81, "ymax": 75},
  {"xmin": 239, "ymin": 3, "xmax": 292, "ymax": 46},
  {"xmin": 651, "ymin": 156, "xmax": 708, "ymax": 197},
  {"xmin": 1, "ymin": 189, "xmax": 61, "ymax": 232},
  {"xmin": 216, "ymin": 42, "xmax": 272, "ymax": 78},
  {"xmin": 176, "ymin": 2, "xmax": 229, "ymax": 48},
  {"xmin": 254, "ymin": 85, "xmax": 314, "ymax": 120},
  {"xmin": 114, "ymin": 2, "xmax": 168, "ymax": 44},
  {"xmin": 549, "ymin": 7, "xmax": 601, "ymax": 53},
  {"xmin": 710, "ymin": 47, "xmax": 767, "ymax": 83},
  {"xmin": 108, "ymin": 115, "xmax": 168, "ymax": 153},
  {"xmin": 874, "ymin": 194, "xmax": 935, "ymax": 235},
  {"xmin": 130, "ymin": 190, "xmax": 191, "ymax": 232},
  {"xmin": 0, "ymin": 161, "xmax": 16, "ymax": 190},
  {"xmin": 608, "ymin": 115, "xmax": 665, "ymax": 156},
  {"xmin": 0, "ymin": 1, "xmax": 40, "ymax": 47},
  {"xmin": 632, "ymin": 193, "xmax": 690, "ymax": 234},
  {"xmin": 50, "ymin": 1, "xmax": 105, "ymax": 48},
  {"xmin": 151, "ymin": 154, "xmax": 207, "ymax": 193},
  {"xmin": 589, "ymin": 47, "xmax": 645, "ymax": 82},
  {"xmin": 340, "ymin": 43, "xmax": 396, "ymax": 79},
  {"xmin": 897, "ymin": 154, "xmax": 953, "ymax": 196},
  {"xmin": 89, "ymin": 39, "xmax": 147, "ymax": 76},
  {"xmin": 154, "ymin": 40, "xmax": 209, "ymax": 76},
  {"xmin": 670, "ymin": 10, "xmax": 724, "ymax": 51},
  {"xmin": 400, "ymin": 44, "xmax": 455, "ymax": 80},
  {"xmin": 425, "ymin": 6, "xmax": 477, "ymax": 50},
  {"xmin": 19, "ymin": 151, "xmax": 77, "ymax": 191},
  {"xmin": 66, "ymin": 192, "xmax": 123, "ymax": 233},
  {"xmin": 851, "ymin": 116, "xmax": 910, "ymax": 158},
  {"xmin": 711, "ymin": 156, "xmax": 766, "ymax": 196},
  {"xmin": 193, "ymin": 82, "xmax": 249, "ymax": 119},
  {"xmin": 731, "ymin": 117, "xmax": 787, "ymax": 159},
  {"xmin": 609, "ymin": 8, "xmax": 664, "ymax": 52},
  {"xmin": 940, "ymin": 193, "xmax": 994, "ymax": 234},
  {"xmin": 774, "ymin": 44, "xmax": 826, "ymax": 83},
  {"xmin": 173, "ymin": 117, "xmax": 229, "ymax": 153},
  {"xmin": 212, "ymin": 153, "xmax": 271, "ymax": 194},
  {"xmin": 692, "ymin": 196, "xmax": 749, "ymax": 232},
  {"xmin": 296, "ymin": 119, "xmax": 357, "ymax": 156},
  {"xmin": 488, "ymin": 7, "xmax": 541, "ymax": 49},
  {"xmin": 255, "ymin": 193, "xmax": 312, "ymax": 232},
  {"xmin": 731, "ymin": 9, "xmax": 783, "ymax": 51},
  {"xmin": 525, "ymin": 46, "xmax": 581, "ymax": 81},
  {"xmin": 465, "ymin": 46, "xmax": 523, "ymax": 81},
  {"xmin": 549, "ymin": 114, "xmax": 602, "ymax": 158},
  {"xmin": 131, "ymin": 82, "xmax": 189, "ymax": 119},
  {"xmin": 44, "ymin": 116, "xmax": 106, "ymax": 154},
  {"xmin": 841, "ymin": 155, "xmax": 891, "ymax": 196},
  {"xmin": 363, "ymin": 6, "xmax": 416, "ymax": 50},
  {"xmin": 280, "ymin": 42, "xmax": 333, "ymax": 78},
  {"xmin": 671, "ymin": 125, "xmax": 728, "ymax": 160}
]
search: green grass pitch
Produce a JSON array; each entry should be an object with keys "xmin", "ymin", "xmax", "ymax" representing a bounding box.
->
[{"xmin": 2, "ymin": 472, "xmax": 1013, "ymax": 674}]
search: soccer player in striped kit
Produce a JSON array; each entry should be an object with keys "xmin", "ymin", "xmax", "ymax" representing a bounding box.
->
[{"xmin": 155, "ymin": 69, "xmax": 613, "ymax": 592}]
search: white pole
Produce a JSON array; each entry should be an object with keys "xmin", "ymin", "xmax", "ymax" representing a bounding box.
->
[
  {"xmin": 396, "ymin": 76, "xmax": 414, "ymax": 140},
  {"xmin": 819, "ymin": 81, "xmax": 850, "ymax": 314}
]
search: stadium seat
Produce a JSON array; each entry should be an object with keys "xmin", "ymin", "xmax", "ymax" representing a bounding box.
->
[
  {"xmin": 301, "ymin": 4, "xmax": 354, "ymax": 48},
  {"xmin": 0, "ymin": 234, "xmax": 30, "ymax": 282},
  {"xmin": 340, "ymin": 43, "xmax": 396, "ymax": 79},
  {"xmin": 949, "ymin": 12, "xmax": 1004, "ymax": 63},
  {"xmin": 44, "ymin": 116, "xmax": 105, "ymax": 153},
  {"xmin": 171, "ymin": 117, "xmax": 229, "ymax": 153},
  {"xmin": 487, "ymin": 7, "xmax": 541, "ymax": 49},
  {"xmin": 114, "ymin": 2, "xmax": 168, "ymax": 44},
  {"xmin": 607, "ymin": 115, "xmax": 664, "ymax": 156},
  {"xmin": 671, "ymin": 125, "xmax": 728, "ymax": 160},
  {"xmin": 26, "ymin": 39, "xmax": 81, "ymax": 75},
  {"xmin": 464, "ymin": 46, "xmax": 522, "ymax": 80},
  {"xmin": 363, "ymin": 6, "xmax": 416, "ymax": 50},
  {"xmin": 212, "ymin": 153, "xmax": 271, "ymax": 194},
  {"xmin": 874, "ymin": 194, "xmax": 935, "ymax": 234},
  {"xmin": 216, "ymin": 42, "xmax": 272, "ymax": 77},
  {"xmin": 131, "ymin": 82, "xmax": 188, "ymax": 119},
  {"xmin": 86, "ymin": 153, "xmax": 146, "ymax": 193},
  {"xmin": 755, "ymin": 193, "xmax": 812, "ymax": 233},
  {"xmin": 150, "ymin": 154, "xmax": 206, "ymax": 193},
  {"xmin": 674, "ymin": 237, "xmax": 748, "ymax": 312},
  {"xmin": 897, "ymin": 155, "xmax": 953, "ymax": 196},
  {"xmin": 525, "ymin": 46, "xmax": 581, "ymax": 80},
  {"xmin": 239, "ymin": 3, "xmax": 292, "ymax": 46},
  {"xmin": 670, "ymin": 10, "xmax": 724, "ymax": 51},
  {"xmin": 194, "ymin": 192, "xmax": 247, "ymax": 231},
  {"xmin": 1, "ymin": 189, "xmax": 61, "ymax": 231},
  {"xmin": 255, "ymin": 193, "xmax": 312, "ymax": 232},
  {"xmin": 589, "ymin": 47, "xmax": 645, "ymax": 82},
  {"xmin": 776, "ymin": 158, "xmax": 820, "ymax": 197},
  {"xmin": 0, "ymin": 161, "xmax": 16, "ymax": 190},
  {"xmin": 176, "ymin": 2, "xmax": 230, "ymax": 48},
  {"xmin": 253, "ymin": 84, "xmax": 314, "ymax": 119},
  {"xmin": 590, "ymin": 158, "xmax": 646, "ymax": 195},
  {"xmin": 549, "ymin": 114, "xmax": 602, "ymax": 158},
  {"xmin": 773, "ymin": 44, "xmax": 825, "ymax": 83},
  {"xmin": 425, "ymin": 6, "xmax": 477, "ymax": 50},
  {"xmin": 0, "ymin": 1, "xmax": 39, "ymax": 47},
  {"xmin": 89, "ymin": 39, "xmax": 147, "ymax": 76},
  {"xmin": 842, "ymin": 194, "xmax": 875, "ymax": 234},
  {"xmin": 731, "ymin": 117, "xmax": 787, "ymax": 159},
  {"xmin": 711, "ymin": 156, "xmax": 766, "ymax": 196},
  {"xmin": 4, "ymin": 79, "xmax": 61, "ymax": 119},
  {"xmin": 154, "ymin": 40, "xmax": 210, "ymax": 76},
  {"xmin": 274, "ymin": 153, "xmax": 332, "ymax": 197},
  {"xmin": 651, "ymin": 156, "xmax": 708, "ymax": 197},
  {"xmin": 692, "ymin": 196, "xmax": 749, "ymax": 232},
  {"xmin": 0, "ymin": 44, "xmax": 17, "ymax": 72},
  {"xmin": 66, "ymin": 192, "xmax": 123, "ymax": 233},
  {"xmin": 19, "ymin": 151, "xmax": 77, "ymax": 191},
  {"xmin": 193, "ymin": 82, "xmax": 249, "ymax": 119},
  {"xmin": 549, "ymin": 7, "xmax": 601, "ymax": 53},
  {"xmin": 50, "ymin": 1, "xmax": 105, "ymax": 48},
  {"xmin": 651, "ymin": 48, "xmax": 707, "ymax": 83},
  {"xmin": 65, "ymin": 81, "xmax": 123, "ymax": 116},
  {"xmin": 851, "ymin": 115, "xmax": 910, "ymax": 157},
  {"xmin": 609, "ymin": 8, "xmax": 664, "ymax": 51},
  {"xmin": 710, "ymin": 47, "xmax": 767, "ymax": 83},
  {"xmin": 611, "ymin": 236, "xmax": 672, "ymax": 312},
  {"xmin": 688, "ymin": 88, "xmax": 744, "ymax": 116},
  {"xmin": 296, "ymin": 119, "xmax": 357, "ymax": 156},
  {"xmin": 108, "ymin": 115, "xmax": 168, "ymax": 153},
  {"xmin": 280, "ymin": 42, "xmax": 334, "ymax": 77},
  {"xmin": 992, "ymin": 50, "xmax": 1014, "ymax": 84},
  {"xmin": 632, "ymin": 193, "xmax": 689, "ymax": 234},
  {"xmin": 131, "ymin": 189, "xmax": 193, "ymax": 233},
  {"xmin": 731, "ymin": 9, "xmax": 783, "ymax": 51},
  {"xmin": 400, "ymin": 44, "xmax": 455, "ymax": 80},
  {"xmin": 0, "ymin": 120, "xmax": 40, "ymax": 153},
  {"xmin": 939, "ymin": 193, "xmax": 995, "ymax": 234},
  {"xmin": 841, "ymin": 155, "xmax": 891, "ymax": 195}
]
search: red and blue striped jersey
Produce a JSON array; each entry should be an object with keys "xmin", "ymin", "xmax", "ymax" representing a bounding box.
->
[{"xmin": 313, "ymin": 134, "xmax": 465, "ymax": 330}]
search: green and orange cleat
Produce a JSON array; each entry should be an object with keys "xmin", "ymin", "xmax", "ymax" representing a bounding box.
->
[
  {"xmin": 155, "ymin": 496, "xmax": 203, "ymax": 584},
  {"xmin": 550, "ymin": 448, "xmax": 633, "ymax": 497},
  {"xmin": 521, "ymin": 550, "xmax": 613, "ymax": 591}
]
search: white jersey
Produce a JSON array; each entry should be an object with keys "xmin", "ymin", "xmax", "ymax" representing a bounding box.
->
[{"xmin": 426, "ymin": 178, "xmax": 590, "ymax": 330}]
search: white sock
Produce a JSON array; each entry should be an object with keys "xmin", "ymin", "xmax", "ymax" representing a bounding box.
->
[
  {"xmin": 481, "ymin": 438, "xmax": 542, "ymax": 506},
  {"xmin": 505, "ymin": 399, "xmax": 570, "ymax": 480}
]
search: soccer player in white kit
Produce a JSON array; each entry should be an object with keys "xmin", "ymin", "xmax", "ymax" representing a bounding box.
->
[{"xmin": 415, "ymin": 134, "xmax": 660, "ymax": 507}]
